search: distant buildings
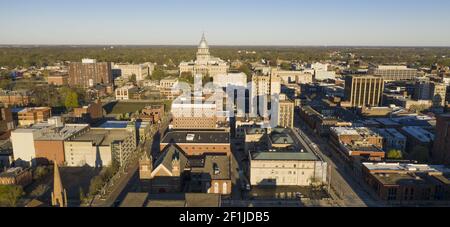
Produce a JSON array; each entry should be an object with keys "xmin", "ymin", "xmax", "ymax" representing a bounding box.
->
[
  {"xmin": 271, "ymin": 68, "xmax": 313, "ymax": 84},
  {"xmin": 369, "ymin": 64, "xmax": 420, "ymax": 81},
  {"xmin": 113, "ymin": 63, "xmax": 154, "ymax": 82},
  {"xmin": 115, "ymin": 85, "xmax": 139, "ymax": 100},
  {"xmin": 171, "ymin": 102, "xmax": 218, "ymax": 130},
  {"xmin": 362, "ymin": 162, "xmax": 450, "ymax": 202},
  {"xmin": 179, "ymin": 34, "xmax": 229, "ymax": 77},
  {"xmin": 71, "ymin": 100, "xmax": 104, "ymax": 123},
  {"xmin": 47, "ymin": 72, "xmax": 69, "ymax": 86},
  {"xmin": 13, "ymin": 107, "xmax": 52, "ymax": 127},
  {"xmin": 0, "ymin": 90, "xmax": 32, "ymax": 106},
  {"xmin": 0, "ymin": 107, "xmax": 14, "ymax": 139},
  {"xmin": 344, "ymin": 75, "xmax": 384, "ymax": 108},
  {"xmin": 432, "ymin": 114, "xmax": 450, "ymax": 165},
  {"xmin": 68, "ymin": 58, "xmax": 113, "ymax": 89},
  {"xmin": 213, "ymin": 72, "xmax": 248, "ymax": 88}
]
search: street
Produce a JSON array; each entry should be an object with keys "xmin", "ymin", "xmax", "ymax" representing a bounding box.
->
[{"xmin": 294, "ymin": 112, "xmax": 381, "ymax": 207}]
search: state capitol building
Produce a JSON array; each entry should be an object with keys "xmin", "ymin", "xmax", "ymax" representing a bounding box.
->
[{"xmin": 179, "ymin": 34, "xmax": 230, "ymax": 77}]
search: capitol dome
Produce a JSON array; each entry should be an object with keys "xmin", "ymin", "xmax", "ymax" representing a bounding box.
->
[{"xmin": 198, "ymin": 33, "xmax": 209, "ymax": 49}]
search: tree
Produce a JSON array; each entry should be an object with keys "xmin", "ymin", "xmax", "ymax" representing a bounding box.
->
[
  {"xmin": 129, "ymin": 74, "xmax": 137, "ymax": 84},
  {"xmin": 33, "ymin": 166, "xmax": 50, "ymax": 182},
  {"xmin": 0, "ymin": 185, "xmax": 24, "ymax": 207},
  {"xmin": 238, "ymin": 64, "xmax": 252, "ymax": 82},
  {"xmin": 386, "ymin": 149, "xmax": 403, "ymax": 160},
  {"xmin": 151, "ymin": 69, "xmax": 166, "ymax": 81},
  {"xmin": 64, "ymin": 91, "xmax": 79, "ymax": 110},
  {"xmin": 410, "ymin": 146, "xmax": 430, "ymax": 163},
  {"xmin": 179, "ymin": 71, "xmax": 194, "ymax": 84}
]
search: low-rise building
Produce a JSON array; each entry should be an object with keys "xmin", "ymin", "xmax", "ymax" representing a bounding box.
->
[
  {"xmin": 400, "ymin": 126, "xmax": 435, "ymax": 155},
  {"xmin": 330, "ymin": 127, "xmax": 385, "ymax": 161},
  {"xmin": 0, "ymin": 167, "xmax": 32, "ymax": 187},
  {"xmin": 115, "ymin": 85, "xmax": 139, "ymax": 100},
  {"xmin": 47, "ymin": 72, "xmax": 68, "ymax": 86},
  {"xmin": 362, "ymin": 162, "xmax": 450, "ymax": 202},
  {"xmin": 64, "ymin": 125, "xmax": 136, "ymax": 168},
  {"xmin": 249, "ymin": 128, "xmax": 327, "ymax": 187},
  {"xmin": 0, "ymin": 90, "xmax": 32, "ymax": 106},
  {"xmin": 160, "ymin": 130, "xmax": 231, "ymax": 157},
  {"xmin": 13, "ymin": 107, "xmax": 52, "ymax": 127},
  {"xmin": 373, "ymin": 128, "xmax": 407, "ymax": 153},
  {"xmin": 34, "ymin": 124, "xmax": 90, "ymax": 165},
  {"xmin": 11, "ymin": 122, "xmax": 55, "ymax": 167}
]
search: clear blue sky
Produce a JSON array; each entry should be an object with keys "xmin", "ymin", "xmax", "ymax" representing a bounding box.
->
[{"xmin": 1, "ymin": 0, "xmax": 450, "ymax": 46}]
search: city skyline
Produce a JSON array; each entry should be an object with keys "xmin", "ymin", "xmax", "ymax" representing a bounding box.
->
[{"xmin": 1, "ymin": 0, "xmax": 450, "ymax": 46}]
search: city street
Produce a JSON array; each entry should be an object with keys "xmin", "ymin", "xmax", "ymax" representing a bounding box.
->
[
  {"xmin": 89, "ymin": 115, "xmax": 171, "ymax": 207},
  {"xmin": 294, "ymin": 112, "xmax": 381, "ymax": 207}
]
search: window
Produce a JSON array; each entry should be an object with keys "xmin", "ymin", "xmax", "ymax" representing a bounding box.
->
[
  {"xmin": 223, "ymin": 183, "xmax": 228, "ymax": 194},
  {"xmin": 388, "ymin": 188, "xmax": 397, "ymax": 201},
  {"xmin": 214, "ymin": 182, "xmax": 219, "ymax": 194}
]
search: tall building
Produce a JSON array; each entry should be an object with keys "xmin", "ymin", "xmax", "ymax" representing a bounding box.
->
[
  {"xmin": 433, "ymin": 114, "xmax": 450, "ymax": 165},
  {"xmin": 344, "ymin": 75, "xmax": 384, "ymax": 108},
  {"xmin": 51, "ymin": 163, "xmax": 68, "ymax": 207},
  {"xmin": 250, "ymin": 74, "xmax": 281, "ymax": 116},
  {"xmin": 369, "ymin": 64, "xmax": 420, "ymax": 81},
  {"xmin": 414, "ymin": 79, "xmax": 447, "ymax": 108},
  {"xmin": 179, "ymin": 34, "xmax": 229, "ymax": 77},
  {"xmin": 278, "ymin": 95, "xmax": 294, "ymax": 128},
  {"xmin": 68, "ymin": 59, "xmax": 113, "ymax": 88}
]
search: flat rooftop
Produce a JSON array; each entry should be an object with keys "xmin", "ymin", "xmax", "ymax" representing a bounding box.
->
[
  {"xmin": 71, "ymin": 129, "xmax": 131, "ymax": 146},
  {"xmin": 35, "ymin": 124, "xmax": 89, "ymax": 141},
  {"xmin": 161, "ymin": 131, "xmax": 230, "ymax": 144}
]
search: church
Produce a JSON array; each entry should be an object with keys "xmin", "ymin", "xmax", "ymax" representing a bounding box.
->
[{"xmin": 179, "ymin": 33, "xmax": 229, "ymax": 77}]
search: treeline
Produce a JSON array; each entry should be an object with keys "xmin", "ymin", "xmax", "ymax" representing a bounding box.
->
[{"xmin": 1, "ymin": 46, "xmax": 449, "ymax": 69}]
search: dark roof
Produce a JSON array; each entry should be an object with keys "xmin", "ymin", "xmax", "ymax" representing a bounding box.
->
[
  {"xmin": 161, "ymin": 131, "xmax": 230, "ymax": 144},
  {"xmin": 146, "ymin": 193, "xmax": 221, "ymax": 207},
  {"xmin": 120, "ymin": 193, "xmax": 149, "ymax": 207}
]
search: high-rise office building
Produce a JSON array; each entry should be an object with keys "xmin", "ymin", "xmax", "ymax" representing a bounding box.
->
[
  {"xmin": 69, "ymin": 59, "xmax": 113, "ymax": 88},
  {"xmin": 344, "ymin": 75, "xmax": 384, "ymax": 107}
]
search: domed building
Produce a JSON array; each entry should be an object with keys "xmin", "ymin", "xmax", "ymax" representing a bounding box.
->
[{"xmin": 179, "ymin": 33, "xmax": 229, "ymax": 77}]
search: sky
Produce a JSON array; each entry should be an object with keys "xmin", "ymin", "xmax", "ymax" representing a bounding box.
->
[{"xmin": 1, "ymin": 0, "xmax": 450, "ymax": 46}]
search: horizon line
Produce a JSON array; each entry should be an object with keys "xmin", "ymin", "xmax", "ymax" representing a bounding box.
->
[{"xmin": 1, "ymin": 44, "xmax": 450, "ymax": 48}]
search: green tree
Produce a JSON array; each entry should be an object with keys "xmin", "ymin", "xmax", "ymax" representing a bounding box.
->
[
  {"xmin": 33, "ymin": 166, "xmax": 50, "ymax": 182},
  {"xmin": 179, "ymin": 71, "xmax": 194, "ymax": 84},
  {"xmin": 151, "ymin": 69, "xmax": 166, "ymax": 81},
  {"xmin": 386, "ymin": 149, "xmax": 403, "ymax": 160},
  {"xmin": 238, "ymin": 64, "xmax": 253, "ymax": 82},
  {"xmin": 129, "ymin": 74, "xmax": 137, "ymax": 84},
  {"xmin": 64, "ymin": 91, "xmax": 79, "ymax": 109},
  {"xmin": 0, "ymin": 185, "xmax": 24, "ymax": 207}
]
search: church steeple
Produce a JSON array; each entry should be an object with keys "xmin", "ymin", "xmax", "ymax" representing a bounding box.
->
[{"xmin": 51, "ymin": 163, "xmax": 68, "ymax": 207}]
